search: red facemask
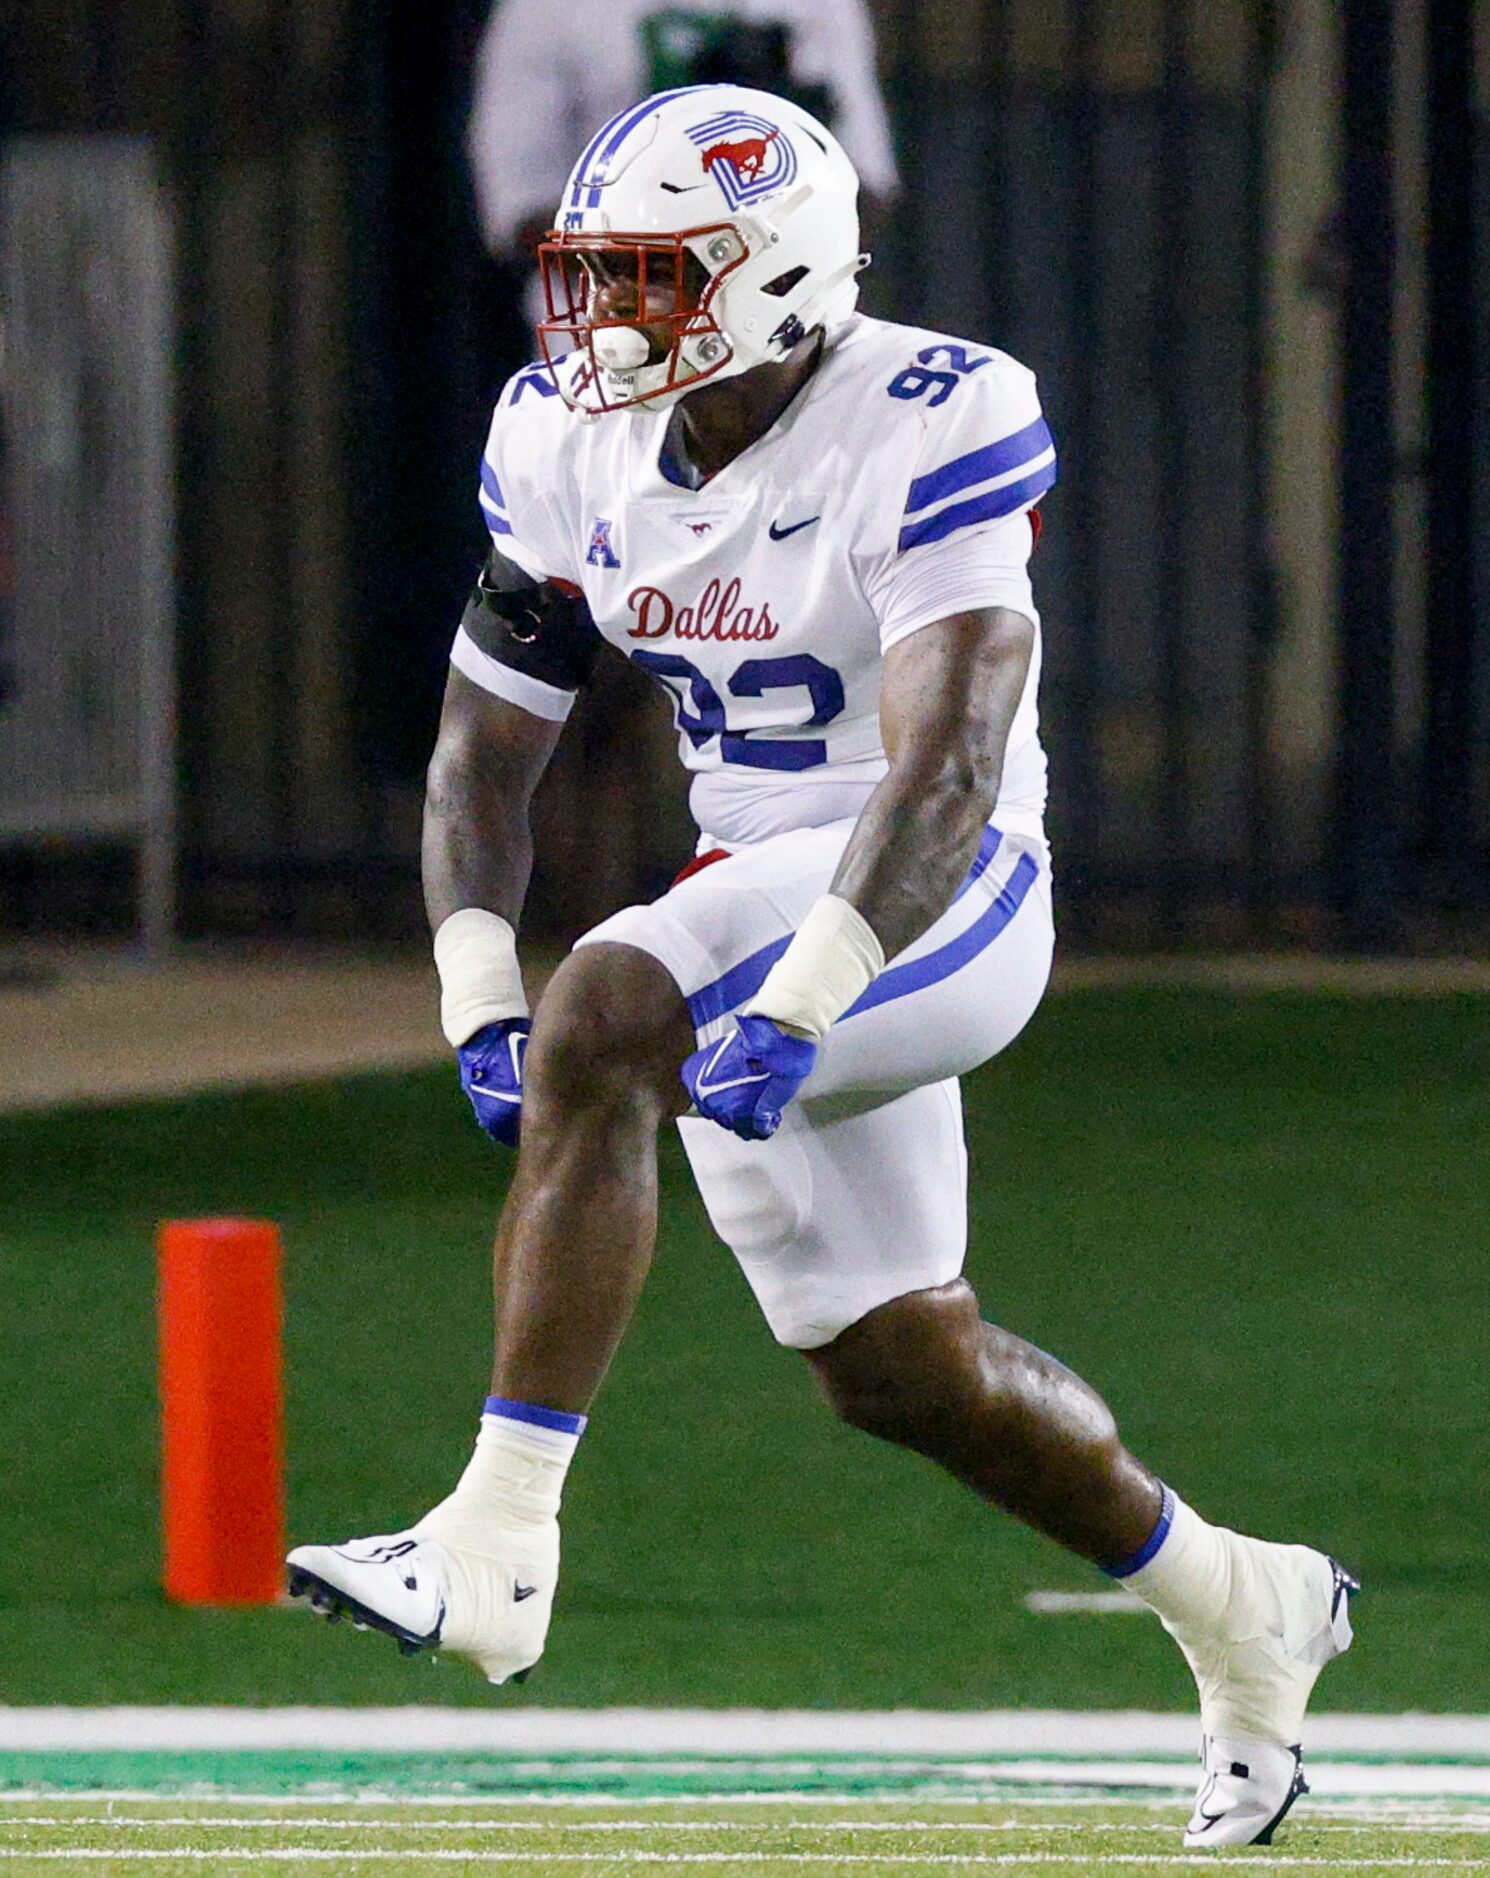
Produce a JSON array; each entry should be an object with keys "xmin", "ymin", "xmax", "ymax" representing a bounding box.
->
[{"xmin": 535, "ymin": 228, "xmax": 747, "ymax": 414}]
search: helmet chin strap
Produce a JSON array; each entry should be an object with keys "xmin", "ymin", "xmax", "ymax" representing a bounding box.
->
[
  {"xmin": 787, "ymin": 252, "xmax": 868, "ymax": 344},
  {"xmin": 628, "ymin": 361, "xmax": 708, "ymax": 414}
]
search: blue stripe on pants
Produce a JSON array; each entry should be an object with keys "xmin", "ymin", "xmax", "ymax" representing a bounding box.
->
[
  {"xmin": 684, "ymin": 829, "xmax": 1034, "ymax": 1032},
  {"xmin": 844, "ymin": 850, "xmax": 1039, "ymax": 1015}
]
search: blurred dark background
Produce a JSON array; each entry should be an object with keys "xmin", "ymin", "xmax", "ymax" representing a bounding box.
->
[{"xmin": 0, "ymin": 0, "xmax": 1486, "ymax": 956}]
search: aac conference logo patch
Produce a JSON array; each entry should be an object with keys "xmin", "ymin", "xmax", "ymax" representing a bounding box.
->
[
  {"xmin": 585, "ymin": 517, "xmax": 621, "ymax": 569},
  {"xmin": 688, "ymin": 109, "xmax": 798, "ymax": 210}
]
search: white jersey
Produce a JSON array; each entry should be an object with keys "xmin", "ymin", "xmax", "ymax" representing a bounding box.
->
[{"xmin": 452, "ymin": 313, "xmax": 1057, "ymax": 847}]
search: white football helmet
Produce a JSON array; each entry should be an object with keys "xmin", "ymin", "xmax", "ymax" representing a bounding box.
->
[{"xmin": 536, "ymin": 85, "xmax": 865, "ymax": 416}]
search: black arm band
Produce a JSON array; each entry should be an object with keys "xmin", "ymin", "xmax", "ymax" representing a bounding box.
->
[{"xmin": 458, "ymin": 552, "xmax": 604, "ymax": 693}]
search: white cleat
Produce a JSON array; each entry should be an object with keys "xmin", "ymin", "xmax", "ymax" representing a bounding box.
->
[
  {"xmin": 1176, "ymin": 1547, "xmax": 1358, "ymax": 1848},
  {"xmin": 286, "ymin": 1499, "xmax": 558, "ymax": 1685},
  {"xmin": 1184, "ymin": 1735, "xmax": 1307, "ymax": 1848}
]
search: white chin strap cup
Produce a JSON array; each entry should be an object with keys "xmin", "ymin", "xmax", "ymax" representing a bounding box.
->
[{"xmin": 592, "ymin": 326, "xmax": 651, "ymax": 371}]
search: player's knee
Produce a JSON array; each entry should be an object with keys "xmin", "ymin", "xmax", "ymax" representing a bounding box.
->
[
  {"xmin": 806, "ymin": 1311, "xmax": 973, "ymax": 1450},
  {"xmin": 805, "ymin": 1283, "xmax": 1127, "ymax": 1466},
  {"xmin": 805, "ymin": 1281, "xmax": 982, "ymax": 1439},
  {"xmin": 525, "ymin": 942, "xmax": 692, "ymax": 1116},
  {"xmin": 812, "ymin": 1349, "xmax": 969, "ymax": 1450}
]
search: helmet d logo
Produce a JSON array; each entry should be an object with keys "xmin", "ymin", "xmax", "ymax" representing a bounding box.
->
[{"xmin": 687, "ymin": 110, "xmax": 797, "ymax": 210}]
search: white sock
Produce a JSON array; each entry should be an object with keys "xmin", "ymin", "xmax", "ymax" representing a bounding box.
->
[
  {"xmin": 420, "ymin": 1400, "xmax": 584, "ymax": 1538},
  {"xmin": 1110, "ymin": 1488, "xmax": 1240, "ymax": 1641}
]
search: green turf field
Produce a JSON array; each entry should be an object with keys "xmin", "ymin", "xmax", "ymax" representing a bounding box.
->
[
  {"xmin": 4, "ymin": 989, "xmax": 1487, "ymax": 1711},
  {"xmin": 3, "ymin": 1796, "xmax": 1487, "ymax": 1875}
]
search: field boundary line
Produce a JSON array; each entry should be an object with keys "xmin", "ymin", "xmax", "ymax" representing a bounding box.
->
[
  {"xmin": 3, "ymin": 1815, "xmax": 1490, "ymax": 1834},
  {"xmin": 3, "ymin": 1709, "xmax": 1486, "ymax": 1757},
  {"xmin": 5, "ymin": 949, "xmax": 1487, "ymax": 1114},
  {"xmin": 1, "ymin": 1849, "xmax": 1488, "ymax": 1867}
]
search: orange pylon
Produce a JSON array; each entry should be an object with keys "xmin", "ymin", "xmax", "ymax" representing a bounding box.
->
[{"xmin": 158, "ymin": 1218, "xmax": 284, "ymax": 1605}]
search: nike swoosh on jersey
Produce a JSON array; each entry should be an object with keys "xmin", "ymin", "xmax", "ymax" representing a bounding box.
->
[{"xmin": 768, "ymin": 515, "xmax": 820, "ymax": 540}]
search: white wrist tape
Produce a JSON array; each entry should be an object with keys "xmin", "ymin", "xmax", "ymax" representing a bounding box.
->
[
  {"xmin": 743, "ymin": 894, "xmax": 885, "ymax": 1042},
  {"xmin": 433, "ymin": 908, "xmax": 528, "ymax": 1047}
]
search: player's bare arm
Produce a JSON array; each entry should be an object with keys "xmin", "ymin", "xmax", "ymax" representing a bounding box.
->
[
  {"xmin": 423, "ymin": 665, "xmax": 559, "ymax": 930},
  {"xmin": 422, "ymin": 550, "xmax": 594, "ymax": 1146},
  {"xmin": 423, "ymin": 543, "xmax": 583, "ymax": 932},
  {"xmin": 831, "ymin": 605, "xmax": 1034, "ymax": 960}
]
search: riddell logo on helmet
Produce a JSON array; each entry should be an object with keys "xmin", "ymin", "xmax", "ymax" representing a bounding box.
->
[
  {"xmin": 626, "ymin": 577, "xmax": 781, "ymax": 643},
  {"xmin": 686, "ymin": 110, "xmax": 798, "ymax": 209}
]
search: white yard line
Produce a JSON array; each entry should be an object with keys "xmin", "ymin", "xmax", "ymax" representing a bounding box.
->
[
  {"xmin": 0, "ymin": 1793, "xmax": 1172, "ymax": 1810},
  {"xmin": 1, "ymin": 1851, "xmax": 1488, "ymax": 1868},
  {"xmin": 4, "ymin": 1709, "xmax": 1486, "ymax": 1758},
  {"xmin": 3, "ymin": 1793, "xmax": 1483, "ymax": 1819},
  {"xmin": 1022, "ymin": 1593, "xmax": 1147, "ymax": 1616},
  {"xmin": 2, "ymin": 1816, "xmax": 1489, "ymax": 1835}
]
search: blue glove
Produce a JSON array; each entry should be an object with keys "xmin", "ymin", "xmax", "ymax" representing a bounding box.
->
[
  {"xmin": 681, "ymin": 1013, "xmax": 818, "ymax": 1141},
  {"xmin": 457, "ymin": 1019, "xmax": 530, "ymax": 1147}
]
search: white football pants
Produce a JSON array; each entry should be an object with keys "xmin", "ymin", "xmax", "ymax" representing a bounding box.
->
[{"xmin": 577, "ymin": 819, "xmax": 1054, "ymax": 1348}]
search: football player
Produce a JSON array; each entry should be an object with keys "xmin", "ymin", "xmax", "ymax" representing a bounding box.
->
[{"xmin": 288, "ymin": 86, "xmax": 1356, "ymax": 1848}]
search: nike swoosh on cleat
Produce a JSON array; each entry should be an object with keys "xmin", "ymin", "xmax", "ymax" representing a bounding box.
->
[
  {"xmin": 768, "ymin": 515, "xmax": 820, "ymax": 540},
  {"xmin": 331, "ymin": 1540, "xmax": 415, "ymax": 1563}
]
